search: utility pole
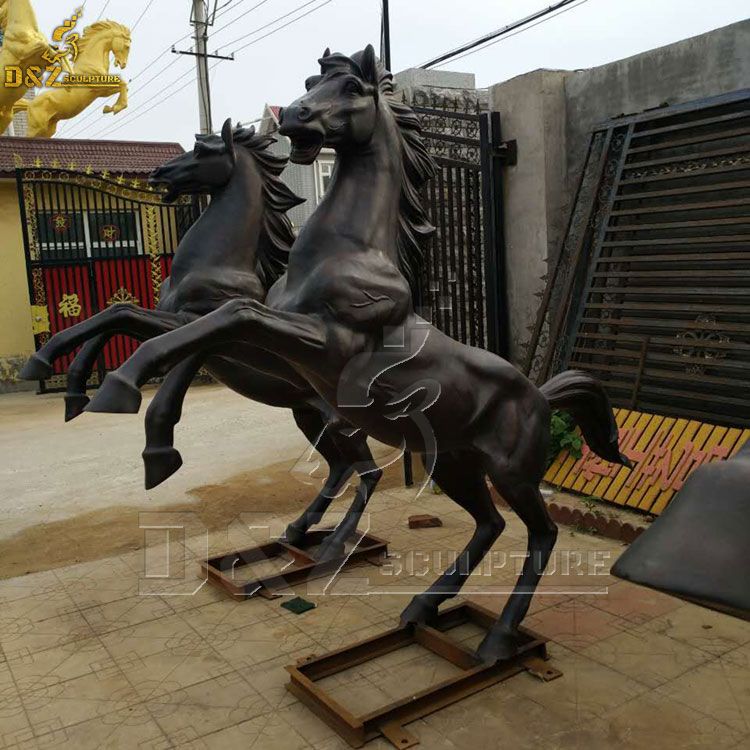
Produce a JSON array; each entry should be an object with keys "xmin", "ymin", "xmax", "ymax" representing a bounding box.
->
[
  {"xmin": 380, "ymin": 0, "xmax": 391, "ymax": 71},
  {"xmin": 172, "ymin": 1, "xmax": 234, "ymax": 135},
  {"xmin": 193, "ymin": 0, "xmax": 212, "ymax": 135}
]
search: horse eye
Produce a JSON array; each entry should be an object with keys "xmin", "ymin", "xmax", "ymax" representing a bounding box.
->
[{"xmin": 344, "ymin": 80, "xmax": 360, "ymax": 95}]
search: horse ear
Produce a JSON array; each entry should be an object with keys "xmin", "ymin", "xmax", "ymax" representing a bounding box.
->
[
  {"xmin": 322, "ymin": 46, "xmax": 330, "ymax": 58},
  {"xmin": 221, "ymin": 118, "xmax": 235, "ymax": 161},
  {"xmin": 360, "ymin": 44, "xmax": 378, "ymax": 85}
]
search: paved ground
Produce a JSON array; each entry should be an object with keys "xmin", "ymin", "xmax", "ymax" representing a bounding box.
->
[{"xmin": 1, "ymin": 388, "xmax": 749, "ymax": 749}]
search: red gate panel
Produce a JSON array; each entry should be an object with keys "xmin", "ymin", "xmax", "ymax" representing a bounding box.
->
[
  {"xmin": 43, "ymin": 264, "xmax": 95, "ymax": 375},
  {"xmin": 93, "ymin": 257, "xmax": 156, "ymax": 370}
]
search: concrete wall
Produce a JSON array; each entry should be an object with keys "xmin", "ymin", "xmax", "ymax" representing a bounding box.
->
[
  {"xmin": 489, "ymin": 70, "xmax": 569, "ymax": 362},
  {"xmin": 0, "ymin": 179, "xmax": 34, "ymax": 389},
  {"xmin": 565, "ymin": 19, "xmax": 750, "ymax": 193},
  {"xmin": 489, "ymin": 19, "xmax": 750, "ymax": 365}
]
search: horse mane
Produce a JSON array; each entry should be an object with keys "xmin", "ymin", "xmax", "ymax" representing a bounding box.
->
[
  {"xmin": 78, "ymin": 20, "xmax": 130, "ymax": 52},
  {"xmin": 232, "ymin": 124, "xmax": 305, "ymax": 288},
  {"xmin": 316, "ymin": 49, "xmax": 437, "ymax": 295}
]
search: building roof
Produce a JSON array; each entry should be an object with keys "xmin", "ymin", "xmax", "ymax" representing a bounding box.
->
[
  {"xmin": 268, "ymin": 105, "xmax": 282, "ymax": 122},
  {"xmin": 0, "ymin": 136, "xmax": 184, "ymax": 178}
]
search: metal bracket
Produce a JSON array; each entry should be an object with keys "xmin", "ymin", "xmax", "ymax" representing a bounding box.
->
[{"xmin": 495, "ymin": 138, "xmax": 517, "ymax": 166}]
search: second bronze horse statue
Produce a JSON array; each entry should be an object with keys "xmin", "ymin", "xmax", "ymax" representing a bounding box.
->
[
  {"xmin": 51, "ymin": 45, "xmax": 628, "ymax": 662},
  {"xmin": 20, "ymin": 119, "xmax": 384, "ymax": 562}
]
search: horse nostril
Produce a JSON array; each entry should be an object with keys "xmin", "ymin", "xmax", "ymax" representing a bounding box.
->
[{"xmin": 298, "ymin": 106, "xmax": 312, "ymax": 122}]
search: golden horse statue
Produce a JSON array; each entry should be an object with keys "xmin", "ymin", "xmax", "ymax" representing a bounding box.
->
[
  {"xmin": 20, "ymin": 20, "xmax": 131, "ymax": 138},
  {"xmin": 0, "ymin": 0, "xmax": 63, "ymax": 133}
]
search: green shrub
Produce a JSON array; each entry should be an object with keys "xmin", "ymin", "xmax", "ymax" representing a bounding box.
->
[{"xmin": 547, "ymin": 410, "xmax": 583, "ymax": 468}]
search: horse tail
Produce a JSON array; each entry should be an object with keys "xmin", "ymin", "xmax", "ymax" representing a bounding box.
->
[{"xmin": 539, "ymin": 370, "xmax": 631, "ymax": 467}]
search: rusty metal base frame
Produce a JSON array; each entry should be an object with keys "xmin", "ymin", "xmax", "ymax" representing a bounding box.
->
[
  {"xmin": 286, "ymin": 600, "xmax": 562, "ymax": 748},
  {"xmin": 200, "ymin": 529, "xmax": 388, "ymax": 599}
]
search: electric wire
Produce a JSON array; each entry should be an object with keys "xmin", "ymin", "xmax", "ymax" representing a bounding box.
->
[
  {"xmin": 75, "ymin": 0, "xmax": 332, "ymax": 140},
  {"xmin": 131, "ymin": 0, "xmax": 159, "ymax": 32},
  {"xmin": 418, "ymin": 0, "xmax": 587, "ymax": 68},
  {"xmin": 442, "ymin": 0, "xmax": 589, "ymax": 67}
]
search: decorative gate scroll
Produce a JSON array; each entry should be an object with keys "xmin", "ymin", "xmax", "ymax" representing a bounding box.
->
[{"xmin": 17, "ymin": 167, "xmax": 201, "ymax": 392}]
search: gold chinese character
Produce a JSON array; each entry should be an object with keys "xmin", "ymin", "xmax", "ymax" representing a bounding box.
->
[{"xmin": 58, "ymin": 293, "xmax": 82, "ymax": 318}]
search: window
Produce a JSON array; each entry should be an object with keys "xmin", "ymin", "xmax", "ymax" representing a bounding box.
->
[
  {"xmin": 89, "ymin": 211, "xmax": 142, "ymax": 257},
  {"xmin": 36, "ymin": 209, "xmax": 142, "ymax": 260},
  {"xmin": 315, "ymin": 157, "xmax": 334, "ymax": 203}
]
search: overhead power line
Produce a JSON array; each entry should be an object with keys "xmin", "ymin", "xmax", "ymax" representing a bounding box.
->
[
  {"xmin": 419, "ymin": 0, "xmax": 587, "ymax": 69},
  {"xmin": 85, "ymin": 0, "xmax": 334, "ymax": 141},
  {"xmin": 131, "ymin": 0, "xmax": 159, "ymax": 32}
]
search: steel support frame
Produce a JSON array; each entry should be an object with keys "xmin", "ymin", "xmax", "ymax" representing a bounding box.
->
[
  {"xmin": 201, "ymin": 530, "xmax": 389, "ymax": 599},
  {"xmin": 287, "ymin": 600, "xmax": 561, "ymax": 748}
]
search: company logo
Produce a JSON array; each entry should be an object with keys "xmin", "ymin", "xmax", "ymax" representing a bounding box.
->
[{"xmin": 4, "ymin": 8, "xmax": 123, "ymax": 90}]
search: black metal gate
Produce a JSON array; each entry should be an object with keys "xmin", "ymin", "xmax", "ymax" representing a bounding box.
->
[
  {"xmin": 17, "ymin": 167, "xmax": 201, "ymax": 392},
  {"xmin": 413, "ymin": 95, "xmax": 514, "ymax": 356},
  {"xmin": 526, "ymin": 89, "xmax": 750, "ymax": 427}
]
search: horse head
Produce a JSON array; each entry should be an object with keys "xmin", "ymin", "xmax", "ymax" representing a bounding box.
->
[
  {"xmin": 279, "ymin": 44, "xmax": 389, "ymax": 164},
  {"xmin": 78, "ymin": 20, "xmax": 131, "ymax": 70},
  {"xmin": 150, "ymin": 119, "xmax": 238, "ymax": 203}
]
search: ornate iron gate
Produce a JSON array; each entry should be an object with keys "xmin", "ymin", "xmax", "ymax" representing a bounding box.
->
[
  {"xmin": 526, "ymin": 89, "xmax": 750, "ymax": 427},
  {"xmin": 17, "ymin": 168, "xmax": 200, "ymax": 392},
  {"xmin": 413, "ymin": 94, "xmax": 514, "ymax": 356}
]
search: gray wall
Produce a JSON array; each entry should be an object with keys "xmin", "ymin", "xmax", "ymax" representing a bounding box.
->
[{"xmin": 490, "ymin": 19, "xmax": 750, "ymax": 365}]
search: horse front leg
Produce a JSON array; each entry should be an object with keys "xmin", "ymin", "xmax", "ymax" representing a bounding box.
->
[
  {"xmin": 103, "ymin": 81, "xmax": 128, "ymax": 115},
  {"xmin": 142, "ymin": 354, "xmax": 204, "ymax": 489},
  {"xmin": 87, "ymin": 298, "xmax": 327, "ymax": 414},
  {"xmin": 19, "ymin": 304, "xmax": 184, "ymax": 382}
]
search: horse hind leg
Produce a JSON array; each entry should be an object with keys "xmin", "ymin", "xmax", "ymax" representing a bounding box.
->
[
  {"xmin": 400, "ymin": 451, "xmax": 505, "ymax": 626},
  {"xmin": 476, "ymin": 473, "xmax": 557, "ymax": 663},
  {"xmin": 314, "ymin": 430, "xmax": 384, "ymax": 563},
  {"xmin": 283, "ymin": 409, "xmax": 355, "ymax": 547}
]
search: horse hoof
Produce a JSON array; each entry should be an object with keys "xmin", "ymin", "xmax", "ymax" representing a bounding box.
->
[
  {"xmin": 64, "ymin": 393, "xmax": 90, "ymax": 422},
  {"xmin": 315, "ymin": 537, "xmax": 346, "ymax": 563},
  {"xmin": 143, "ymin": 446, "xmax": 183, "ymax": 490},
  {"xmin": 475, "ymin": 628, "xmax": 521, "ymax": 664},
  {"xmin": 400, "ymin": 595, "xmax": 439, "ymax": 627},
  {"xmin": 19, "ymin": 353, "xmax": 53, "ymax": 380},
  {"xmin": 283, "ymin": 524, "xmax": 307, "ymax": 548},
  {"xmin": 86, "ymin": 372, "xmax": 142, "ymax": 414}
]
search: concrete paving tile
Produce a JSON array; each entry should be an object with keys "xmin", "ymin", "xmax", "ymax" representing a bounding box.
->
[
  {"xmin": 582, "ymin": 625, "xmax": 714, "ymax": 688},
  {"xmin": 20, "ymin": 667, "xmax": 141, "ymax": 737},
  {"xmin": 31, "ymin": 704, "xmax": 169, "ymax": 750},
  {"xmin": 6, "ymin": 635, "xmax": 116, "ymax": 686},
  {"xmin": 180, "ymin": 712, "xmax": 312, "ymax": 750},
  {"xmin": 425, "ymin": 685, "xmax": 576, "ymax": 749},
  {"xmin": 525, "ymin": 598, "xmax": 631, "ymax": 653},
  {"xmin": 99, "ymin": 612, "xmax": 201, "ymax": 661},
  {"xmin": 0, "ymin": 695, "xmax": 34, "ymax": 750},
  {"xmin": 598, "ymin": 691, "xmax": 744, "ymax": 749},
  {"xmin": 643, "ymin": 604, "xmax": 750, "ymax": 657},
  {"xmin": 0, "ymin": 571, "xmax": 61, "ymax": 606},
  {"xmin": 655, "ymin": 655, "xmax": 750, "ymax": 733},
  {"xmin": 0, "ymin": 605, "xmax": 95, "ymax": 660},
  {"xmin": 508, "ymin": 642, "xmax": 650, "ymax": 722},
  {"xmin": 588, "ymin": 580, "xmax": 684, "ymax": 625},
  {"xmin": 80, "ymin": 594, "xmax": 175, "ymax": 635},
  {"xmin": 209, "ymin": 617, "xmax": 316, "ymax": 671},
  {"xmin": 148, "ymin": 669, "xmax": 273, "ymax": 744}
]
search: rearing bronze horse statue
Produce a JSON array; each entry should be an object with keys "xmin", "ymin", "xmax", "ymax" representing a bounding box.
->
[
  {"xmin": 21, "ymin": 119, "xmax": 384, "ymax": 561},
  {"xmin": 31, "ymin": 46, "xmax": 628, "ymax": 662}
]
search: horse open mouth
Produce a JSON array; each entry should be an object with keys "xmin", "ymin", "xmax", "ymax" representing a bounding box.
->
[{"xmin": 290, "ymin": 132, "xmax": 324, "ymax": 164}]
